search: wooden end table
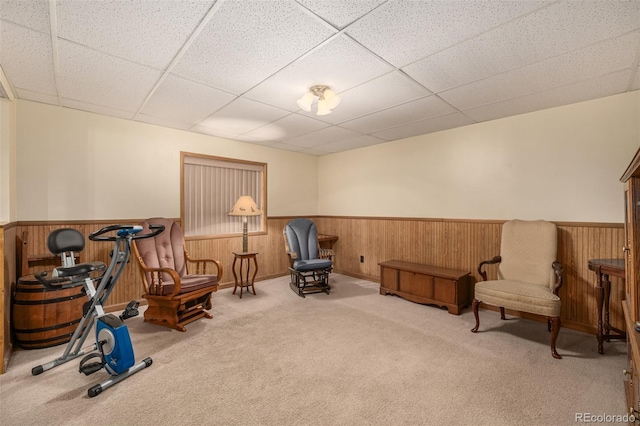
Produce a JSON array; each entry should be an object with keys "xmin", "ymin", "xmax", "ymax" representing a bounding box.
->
[
  {"xmin": 232, "ymin": 252, "xmax": 258, "ymax": 299},
  {"xmin": 588, "ymin": 258, "xmax": 626, "ymax": 354}
]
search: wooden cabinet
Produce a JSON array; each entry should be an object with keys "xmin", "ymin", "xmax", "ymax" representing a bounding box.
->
[
  {"xmin": 379, "ymin": 260, "xmax": 471, "ymax": 315},
  {"xmin": 621, "ymin": 148, "xmax": 640, "ymax": 421}
]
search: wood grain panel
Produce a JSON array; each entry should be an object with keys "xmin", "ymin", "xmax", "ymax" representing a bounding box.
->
[
  {"xmin": 316, "ymin": 217, "xmax": 624, "ymax": 335},
  {"xmin": 14, "ymin": 218, "xmax": 294, "ymax": 310},
  {"xmin": 12, "ymin": 217, "xmax": 625, "ymax": 336},
  {"xmin": 1, "ymin": 224, "xmax": 17, "ymax": 373}
]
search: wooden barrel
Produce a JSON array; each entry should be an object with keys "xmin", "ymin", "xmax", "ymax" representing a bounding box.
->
[{"xmin": 12, "ymin": 275, "xmax": 86, "ymax": 349}]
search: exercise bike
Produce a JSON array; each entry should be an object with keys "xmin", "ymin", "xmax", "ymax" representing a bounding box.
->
[{"xmin": 32, "ymin": 223, "xmax": 165, "ymax": 397}]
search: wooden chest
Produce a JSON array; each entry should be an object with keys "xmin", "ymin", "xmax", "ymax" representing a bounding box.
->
[{"xmin": 379, "ymin": 260, "xmax": 471, "ymax": 315}]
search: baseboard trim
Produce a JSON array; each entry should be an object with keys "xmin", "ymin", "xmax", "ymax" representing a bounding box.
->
[{"xmin": 218, "ymin": 272, "xmax": 289, "ymax": 290}]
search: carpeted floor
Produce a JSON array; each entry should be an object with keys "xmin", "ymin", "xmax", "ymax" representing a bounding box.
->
[{"xmin": 0, "ymin": 274, "xmax": 628, "ymax": 425}]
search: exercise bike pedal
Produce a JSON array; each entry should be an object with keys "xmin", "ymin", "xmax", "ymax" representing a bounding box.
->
[
  {"xmin": 119, "ymin": 300, "xmax": 140, "ymax": 321},
  {"xmin": 79, "ymin": 353, "xmax": 105, "ymax": 376}
]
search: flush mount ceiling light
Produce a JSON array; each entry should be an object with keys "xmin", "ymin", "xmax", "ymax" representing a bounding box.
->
[{"xmin": 296, "ymin": 85, "xmax": 341, "ymax": 116}]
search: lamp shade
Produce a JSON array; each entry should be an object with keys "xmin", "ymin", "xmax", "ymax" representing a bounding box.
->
[
  {"xmin": 296, "ymin": 91, "xmax": 314, "ymax": 112},
  {"xmin": 316, "ymin": 98, "xmax": 331, "ymax": 116},
  {"xmin": 228, "ymin": 196, "xmax": 262, "ymax": 216},
  {"xmin": 323, "ymin": 88, "xmax": 341, "ymax": 110}
]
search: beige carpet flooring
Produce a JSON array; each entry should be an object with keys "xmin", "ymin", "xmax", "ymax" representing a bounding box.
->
[{"xmin": 0, "ymin": 274, "xmax": 628, "ymax": 425}]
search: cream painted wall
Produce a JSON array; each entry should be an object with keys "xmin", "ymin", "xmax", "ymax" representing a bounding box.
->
[
  {"xmin": 318, "ymin": 91, "xmax": 640, "ymax": 223},
  {"xmin": 16, "ymin": 100, "xmax": 318, "ymax": 220},
  {"xmin": 0, "ymin": 99, "xmax": 16, "ymax": 223}
]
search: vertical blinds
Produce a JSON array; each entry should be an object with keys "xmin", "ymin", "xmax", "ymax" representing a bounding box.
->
[{"xmin": 183, "ymin": 157, "xmax": 262, "ymax": 237}]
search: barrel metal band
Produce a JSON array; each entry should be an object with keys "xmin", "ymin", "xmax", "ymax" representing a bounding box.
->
[
  {"xmin": 13, "ymin": 318, "xmax": 81, "ymax": 334},
  {"xmin": 15, "ymin": 331, "xmax": 76, "ymax": 346},
  {"xmin": 13, "ymin": 293, "xmax": 85, "ymax": 305}
]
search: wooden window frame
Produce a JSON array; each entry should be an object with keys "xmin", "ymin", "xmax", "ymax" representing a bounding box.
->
[{"xmin": 181, "ymin": 152, "xmax": 267, "ymax": 240}]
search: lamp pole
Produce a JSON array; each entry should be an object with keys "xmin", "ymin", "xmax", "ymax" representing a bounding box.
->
[{"xmin": 242, "ymin": 215, "xmax": 248, "ymax": 253}]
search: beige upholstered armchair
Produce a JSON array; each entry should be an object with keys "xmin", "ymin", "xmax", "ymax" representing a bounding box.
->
[
  {"xmin": 132, "ymin": 218, "xmax": 222, "ymax": 331},
  {"xmin": 471, "ymin": 219, "xmax": 563, "ymax": 358}
]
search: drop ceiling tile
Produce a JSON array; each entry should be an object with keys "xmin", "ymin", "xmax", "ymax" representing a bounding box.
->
[
  {"xmin": 0, "ymin": 0, "xmax": 50, "ymax": 33},
  {"xmin": 60, "ymin": 98, "xmax": 135, "ymax": 120},
  {"xmin": 314, "ymin": 134, "xmax": 386, "ymax": 153},
  {"xmin": 57, "ymin": 40, "xmax": 162, "ymax": 112},
  {"xmin": 172, "ymin": 0, "xmax": 336, "ymax": 94},
  {"xmin": 346, "ymin": 0, "xmax": 552, "ymax": 68},
  {"xmin": 372, "ymin": 112, "xmax": 475, "ymax": 141},
  {"xmin": 298, "ymin": 71, "xmax": 431, "ymax": 124},
  {"xmin": 633, "ymin": 67, "xmax": 640, "ymax": 90},
  {"xmin": 135, "ymin": 113, "xmax": 192, "ymax": 131},
  {"xmin": 403, "ymin": 1, "xmax": 640, "ymax": 93},
  {"xmin": 236, "ymin": 138, "xmax": 276, "ymax": 147},
  {"xmin": 191, "ymin": 125, "xmax": 240, "ymax": 140},
  {"xmin": 244, "ymin": 35, "xmax": 393, "ymax": 111},
  {"xmin": 439, "ymin": 32, "xmax": 640, "ymax": 111},
  {"xmin": 140, "ymin": 75, "xmax": 236, "ymax": 125},
  {"xmin": 340, "ymin": 96, "xmax": 456, "ymax": 134},
  {"xmin": 244, "ymin": 113, "xmax": 330, "ymax": 141},
  {"xmin": 15, "ymin": 87, "xmax": 58, "ymax": 105},
  {"xmin": 0, "ymin": 21, "xmax": 57, "ymax": 95},
  {"xmin": 56, "ymin": 0, "xmax": 213, "ymax": 70},
  {"xmin": 234, "ymin": 134, "xmax": 276, "ymax": 144},
  {"xmin": 463, "ymin": 69, "xmax": 634, "ymax": 123},
  {"xmin": 296, "ymin": 0, "xmax": 387, "ymax": 29},
  {"xmin": 298, "ymin": 147, "xmax": 330, "ymax": 156},
  {"xmin": 283, "ymin": 126, "xmax": 362, "ymax": 149},
  {"xmin": 268, "ymin": 142, "xmax": 306, "ymax": 152},
  {"xmin": 198, "ymin": 97, "xmax": 290, "ymax": 134}
]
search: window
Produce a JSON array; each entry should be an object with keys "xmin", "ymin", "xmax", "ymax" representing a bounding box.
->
[{"xmin": 181, "ymin": 152, "xmax": 266, "ymax": 238}]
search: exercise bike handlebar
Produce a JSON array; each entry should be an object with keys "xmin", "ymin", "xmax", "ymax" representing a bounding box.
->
[
  {"xmin": 35, "ymin": 224, "xmax": 165, "ymax": 289},
  {"xmin": 88, "ymin": 224, "xmax": 165, "ymax": 241}
]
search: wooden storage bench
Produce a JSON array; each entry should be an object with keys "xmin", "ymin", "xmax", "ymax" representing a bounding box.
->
[{"xmin": 379, "ymin": 260, "xmax": 471, "ymax": 315}]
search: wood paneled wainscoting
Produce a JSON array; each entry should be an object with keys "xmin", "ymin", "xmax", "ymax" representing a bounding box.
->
[
  {"xmin": 13, "ymin": 218, "xmax": 295, "ymax": 312},
  {"xmin": 1, "ymin": 217, "xmax": 296, "ymax": 373},
  {"xmin": 314, "ymin": 217, "xmax": 625, "ymax": 336},
  {"xmin": 3, "ymin": 216, "xmax": 625, "ymax": 374},
  {"xmin": 1, "ymin": 223, "xmax": 17, "ymax": 374}
]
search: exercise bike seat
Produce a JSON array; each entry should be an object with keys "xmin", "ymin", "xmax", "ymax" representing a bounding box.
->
[{"xmin": 55, "ymin": 261, "xmax": 107, "ymax": 277}]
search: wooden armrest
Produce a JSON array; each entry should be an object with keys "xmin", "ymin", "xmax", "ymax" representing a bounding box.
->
[
  {"xmin": 552, "ymin": 261, "xmax": 564, "ymax": 295},
  {"xmin": 478, "ymin": 255, "xmax": 501, "ymax": 281},
  {"xmin": 284, "ymin": 251, "xmax": 297, "ymax": 268},
  {"xmin": 140, "ymin": 266, "xmax": 182, "ymax": 296},
  {"xmin": 185, "ymin": 255, "xmax": 223, "ymax": 277},
  {"xmin": 319, "ymin": 249, "xmax": 334, "ymax": 258}
]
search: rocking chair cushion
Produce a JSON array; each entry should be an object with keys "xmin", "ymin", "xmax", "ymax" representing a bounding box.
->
[
  {"xmin": 154, "ymin": 274, "xmax": 219, "ymax": 296},
  {"xmin": 474, "ymin": 279, "xmax": 561, "ymax": 317},
  {"xmin": 293, "ymin": 258, "xmax": 332, "ymax": 272}
]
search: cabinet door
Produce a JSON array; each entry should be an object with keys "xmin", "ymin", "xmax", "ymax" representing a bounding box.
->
[
  {"xmin": 630, "ymin": 178, "xmax": 640, "ymax": 322},
  {"xmin": 625, "ymin": 185, "xmax": 632, "ymax": 305}
]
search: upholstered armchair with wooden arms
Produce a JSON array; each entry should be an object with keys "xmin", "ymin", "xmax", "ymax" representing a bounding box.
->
[
  {"xmin": 283, "ymin": 218, "xmax": 334, "ymax": 297},
  {"xmin": 471, "ymin": 219, "xmax": 564, "ymax": 359},
  {"xmin": 132, "ymin": 218, "xmax": 222, "ymax": 331}
]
